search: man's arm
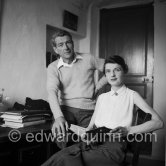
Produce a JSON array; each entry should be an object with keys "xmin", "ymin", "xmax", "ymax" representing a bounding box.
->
[
  {"xmin": 95, "ymin": 75, "xmax": 108, "ymax": 93},
  {"xmin": 47, "ymin": 65, "xmax": 68, "ymax": 136},
  {"xmin": 90, "ymin": 55, "xmax": 108, "ymax": 93},
  {"xmin": 47, "ymin": 65, "xmax": 63, "ymax": 119}
]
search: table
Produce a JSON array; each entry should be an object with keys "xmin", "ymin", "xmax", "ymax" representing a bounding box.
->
[{"xmin": 0, "ymin": 122, "xmax": 59, "ymax": 166}]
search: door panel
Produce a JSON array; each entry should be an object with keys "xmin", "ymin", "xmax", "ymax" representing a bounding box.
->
[{"xmin": 99, "ymin": 4, "xmax": 154, "ymax": 106}]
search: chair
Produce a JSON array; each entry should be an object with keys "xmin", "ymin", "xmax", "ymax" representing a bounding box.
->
[
  {"xmin": 97, "ymin": 86, "xmax": 152, "ymax": 166},
  {"xmin": 124, "ymin": 108, "xmax": 152, "ymax": 166}
]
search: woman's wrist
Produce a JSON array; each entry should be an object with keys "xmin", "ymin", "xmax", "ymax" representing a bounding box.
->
[
  {"xmin": 86, "ymin": 125, "xmax": 93, "ymax": 131},
  {"xmin": 126, "ymin": 126, "xmax": 132, "ymax": 134}
]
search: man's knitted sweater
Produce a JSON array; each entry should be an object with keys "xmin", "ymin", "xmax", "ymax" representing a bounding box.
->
[{"xmin": 47, "ymin": 53, "xmax": 106, "ymax": 119}]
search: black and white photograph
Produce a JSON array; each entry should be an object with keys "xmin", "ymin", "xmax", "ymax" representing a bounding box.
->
[{"xmin": 0, "ymin": 0, "xmax": 165, "ymax": 166}]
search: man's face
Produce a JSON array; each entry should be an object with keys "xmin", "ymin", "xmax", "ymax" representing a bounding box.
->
[{"xmin": 53, "ymin": 35, "xmax": 74, "ymax": 63}]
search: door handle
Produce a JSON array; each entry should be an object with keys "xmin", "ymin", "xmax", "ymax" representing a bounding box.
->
[{"xmin": 142, "ymin": 76, "xmax": 154, "ymax": 83}]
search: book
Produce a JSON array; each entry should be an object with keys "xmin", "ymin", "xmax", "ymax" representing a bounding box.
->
[
  {"xmin": 1, "ymin": 114, "xmax": 23, "ymax": 120},
  {"xmin": 4, "ymin": 119, "xmax": 46, "ymax": 128},
  {"xmin": 1, "ymin": 113, "xmax": 51, "ymax": 121},
  {"xmin": 86, "ymin": 127, "xmax": 111, "ymax": 135},
  {"xmin": 3, "ymin": 116, "xmax": 49, "ymax": 123},
  {"xmin": 1, "ymin": 109, "xmax": 52, "ymax": 116},
  {"xmin": 69, "ymin": 124, "xmax": 112, "ymax": 140},
  {"xmin": 69, "ymin": 124, "xmax": 86, "ymax": 136}
]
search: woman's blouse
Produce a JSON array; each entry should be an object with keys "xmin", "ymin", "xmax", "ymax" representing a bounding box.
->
[{"xmin": 94, "ymin": 85, "xmax": 135, "ymax": 129}]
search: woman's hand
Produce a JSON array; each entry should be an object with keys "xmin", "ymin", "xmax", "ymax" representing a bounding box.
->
[
  {"xmin": 109, "ymin": 126, "xmax": 128, "ymax": 138},
  {"xmin": 85, "ymin": 125, "xmax": 95, "ymax": 132}
]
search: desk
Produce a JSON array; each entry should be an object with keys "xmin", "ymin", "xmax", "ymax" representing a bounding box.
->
[{"xmin": 0, "ymin": 122, "xmax": 60, "ymax": 166}]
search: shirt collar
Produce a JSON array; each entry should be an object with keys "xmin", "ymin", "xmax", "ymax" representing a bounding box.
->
[
  {"xmin": 57, "ymin": 53, "xmax": 82, "ymax": 69},
  {"xmin": 109, "ymin": 85, "xmax": 126, "ymax": 96}
]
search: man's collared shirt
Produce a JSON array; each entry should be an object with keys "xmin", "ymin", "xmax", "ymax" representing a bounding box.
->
[{"xmin": 57, "ymin": 54, "xmax": 83, "ymax": 69}]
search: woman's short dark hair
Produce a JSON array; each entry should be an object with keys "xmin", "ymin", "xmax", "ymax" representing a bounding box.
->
[
  {"xmin": 104, "ymin": 55, "xmax": 128, "ymax": 74},
  {"xmin": 51, "ymin": 30, "xmax": 73, "ymax": 47}
]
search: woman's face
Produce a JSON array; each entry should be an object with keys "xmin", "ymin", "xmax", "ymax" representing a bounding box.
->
[{"xmin": 105, "ymin": 63, "xmax": 124, "ymax": 87}]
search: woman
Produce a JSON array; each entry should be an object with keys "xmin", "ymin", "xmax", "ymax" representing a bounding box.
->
[{"xmin": 42, "ymin": 55, "xmax": 163, "ymax": 166}]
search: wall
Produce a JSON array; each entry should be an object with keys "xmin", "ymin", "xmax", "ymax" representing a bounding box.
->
[
  {"xmin": 0, "ymin": 0, "xmax": 88, "ymax": 106},
  {"xmin": 153, "ymin": 1, "xmax": 166, "ymax": 161}
]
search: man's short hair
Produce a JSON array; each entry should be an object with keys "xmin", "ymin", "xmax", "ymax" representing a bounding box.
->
[{"xmin": 51, "ymin": 30, "xmax": 73, "ymax": 47}]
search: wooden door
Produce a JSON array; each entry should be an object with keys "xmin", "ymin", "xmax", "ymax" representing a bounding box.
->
[{"xmin": 99, "ymin": 4, "xmax": 154, "ymax": 106}]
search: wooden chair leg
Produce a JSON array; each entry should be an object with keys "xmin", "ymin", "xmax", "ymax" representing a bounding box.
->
[{"xmin": 132, "ymin": 143, "xmax": 140, "ymax": 166}]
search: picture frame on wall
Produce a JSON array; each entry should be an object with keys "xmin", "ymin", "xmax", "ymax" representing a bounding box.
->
[{"xmin": 63, "ymin": 10, "xmax": 78, "ymax": 31}]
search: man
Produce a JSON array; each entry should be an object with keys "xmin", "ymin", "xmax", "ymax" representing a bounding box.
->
[{"xmin": 47, "ymin": 30, "xmax": 107, "ymax": 148}]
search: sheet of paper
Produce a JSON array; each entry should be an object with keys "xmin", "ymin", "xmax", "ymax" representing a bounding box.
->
[{"xmin": 69, "ymin": 124, "xmax": 86, "ymax": 136}]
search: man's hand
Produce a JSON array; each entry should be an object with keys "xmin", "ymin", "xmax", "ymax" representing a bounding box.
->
[
  {"xmin": 52, "ymin": 116, "xmax": 69, "ymax": 138},
  {"xmin": 92, "ymin": 88, "xmax": 99, "ymax": 100}
]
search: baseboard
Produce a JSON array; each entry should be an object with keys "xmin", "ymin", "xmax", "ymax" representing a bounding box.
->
[
  {"xmin": 138, "ymin": 156, "xmax": 165, "ymax": 166},
  {"xmin": 126, "ymin": 153, "xmax": 165, "ymax": 166}
]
